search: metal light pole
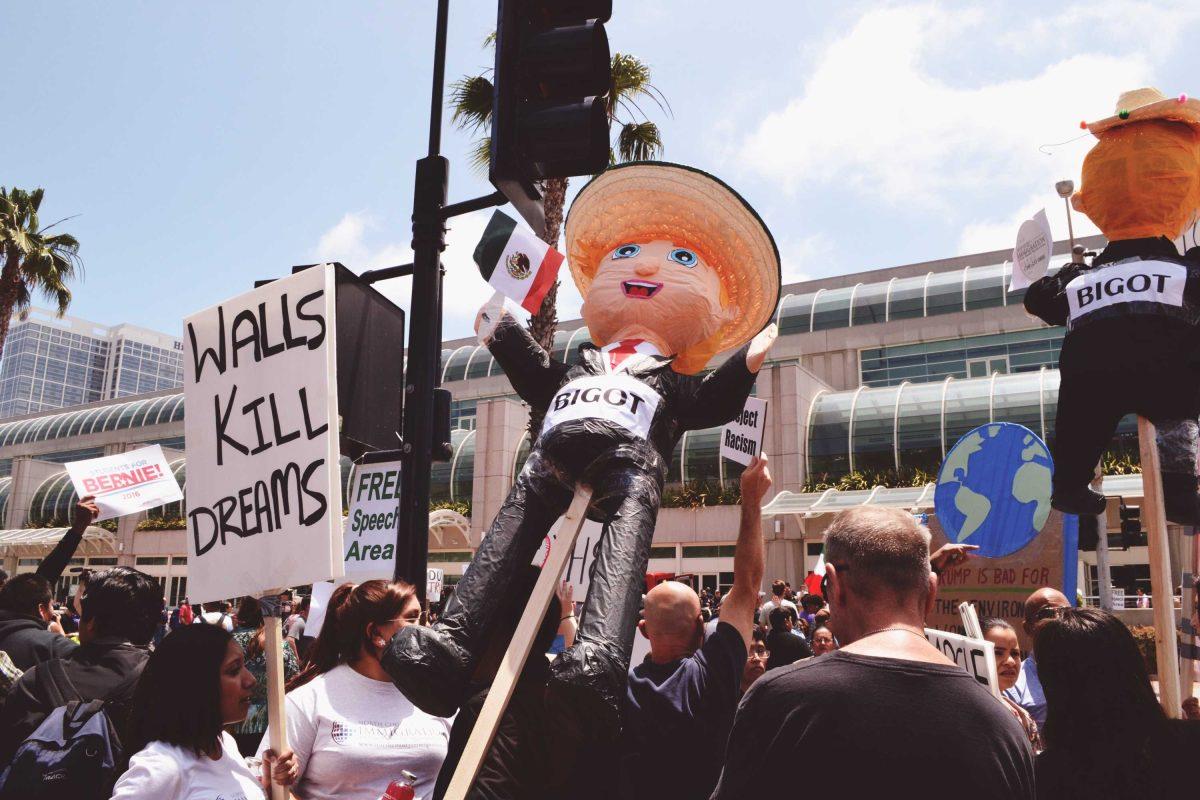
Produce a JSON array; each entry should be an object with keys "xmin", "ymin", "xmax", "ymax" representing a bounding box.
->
[{"xmin": 395, "ymin": 0, "xmax": 505, "ymax": 601}]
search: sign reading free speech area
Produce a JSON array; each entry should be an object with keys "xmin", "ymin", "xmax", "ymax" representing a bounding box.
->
[
  {"xmin": 343, "ymin": 457, "xmax": 402, "ymax": 580},
  {"xmin": 720, "ymin": 397, "xmax": 768, "ymax": 467},
  {"xmin": 65, "ymin": 445, "xmax": 183, "ymax": 522},
  {"xmin": 183, "ymin": 265, "xmax": 344, "ymax": 603}
]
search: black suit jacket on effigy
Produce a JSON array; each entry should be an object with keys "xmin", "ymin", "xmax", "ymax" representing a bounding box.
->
[{"xmin": 487, "ymin": 315, "xmax": 758, "ymax": 471}]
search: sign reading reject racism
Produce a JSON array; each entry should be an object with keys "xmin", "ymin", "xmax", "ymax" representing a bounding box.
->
[{"xmin": 184, "ymin": 265, "xmax": 344, "ymax": 602}]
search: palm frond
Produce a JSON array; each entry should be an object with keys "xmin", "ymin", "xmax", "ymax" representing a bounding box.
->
[
  {"xmin": 483, "ymin": 31, "xmax": 496, "ymax": 50},
  {"xmin": 449, "ymin": 75, "xmax": 494, "ymax": 133},
  {"xmin": 469, "ymin": 135, "xmax": 493, "ymax": 174},
  {"xmin": 609, "ymin": 53, "xmax": 670, "ymax": 118},
  {"xmin": 616, "ymin": 121, "xmax": 663, "ymax": 163}
]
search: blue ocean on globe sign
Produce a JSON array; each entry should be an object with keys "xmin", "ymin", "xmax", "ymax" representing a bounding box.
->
[{"xmin": 934, "ymin": 422, "xmax": 1054, "ymax": 559}]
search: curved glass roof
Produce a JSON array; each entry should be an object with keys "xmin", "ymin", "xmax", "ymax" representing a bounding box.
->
[
  {"xmin": 0, "ymin": 476, "xmax": 11, "ymax": 527},
  {"xmin": 0, "ymin": 393, "xmax": 184, "ymax": 449},
  {"xmin": 806, "ymin": 366, "xmax": 1136, "ymax": 477}
]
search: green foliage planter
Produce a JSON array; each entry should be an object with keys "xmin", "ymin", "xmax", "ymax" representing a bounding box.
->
[
  {"xmin": 135, "ymin": 517, "xmax": 187, "ymax": 531},
  {"xmin": 1128, "ymin": 625, "xmax": 1158, "ymax": 675},
  {"xmin": 661, "ymin": 482, "xmax": 741, "ymax": 509},
  {"xmin": 431, "ymin": 500, "xmax": 472, "ymax": 517}
]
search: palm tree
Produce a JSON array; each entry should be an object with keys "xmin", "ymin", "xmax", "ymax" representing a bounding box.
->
[
  {"xmin": 0, "ymin": 187, "xmax": 82, "ymax": 355},
  {"xmin": 450, "ymin": 48, "xmax": 668, "ymax": 341},
  {"xmin": 450, "ymin": 46, "xmax": 668, "ymax": 436}
]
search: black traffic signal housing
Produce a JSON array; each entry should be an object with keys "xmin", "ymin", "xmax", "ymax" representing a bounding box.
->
[
  {"xmin": 490, "ymin": 0, "xmax": 613, "ymax": 232},
  {"xmin": 1119, "ymin": 502, "xmax": 1141, "ymax": 550}
]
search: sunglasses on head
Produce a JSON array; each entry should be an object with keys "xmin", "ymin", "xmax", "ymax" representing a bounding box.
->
[{"xmin": 1034, "ymin": 605, "xmax": 1065, "ymax": 621}]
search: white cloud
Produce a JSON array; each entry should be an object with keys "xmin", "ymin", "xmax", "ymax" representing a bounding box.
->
[
  {"xmin": 957, "ymin": 193, "xmax": 1101, "ymax": 255},
  {"xmin": 312, "ymin": 210, "xmax": 584, "ymax": 341},
  {"xmin": 738, "ymin": 4, "xmax": 1153, "ymax": 208},
  {"xmin": 778, "ymin": 232, "xmax": 836, "ymax": 284}
]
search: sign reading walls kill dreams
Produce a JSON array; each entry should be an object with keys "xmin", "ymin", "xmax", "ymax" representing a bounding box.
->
[
  {"xmin": 720, "ymin": 397, "xmax": 768, "ymax": 466},
  {"xmin": 65, "ymin": 445, "xmax": 183, "ymax": 521},
  {"xmin": 343, "ymin": 458, "xmax": 402, "ymax": 580},
  {"xmin": 184, "ymin": 265, "xmax": 344, "ymax": 602}
]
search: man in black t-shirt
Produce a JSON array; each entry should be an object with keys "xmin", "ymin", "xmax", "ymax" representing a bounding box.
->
[
  {"xmin": 764, "ymin": 606, "xmax": 811, "ymax": 670},
  {"xmin": 621, "ymin": 456, "xmax": 771, "ymax": 800},
  {"xmin": 712, "ymin": 506, "xmax": 1034, "ymax": 799}
]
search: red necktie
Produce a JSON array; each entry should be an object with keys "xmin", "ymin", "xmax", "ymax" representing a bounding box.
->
[{"xmin": 608, "ymin": 339, "xmax": 643, "ymax": 371}]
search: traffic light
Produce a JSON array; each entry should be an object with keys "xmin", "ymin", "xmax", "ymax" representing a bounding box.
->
[
  {"xmin": 1119, "ymin": 503, "xmax": 1141, "ymax": 550},
  {"xmin": 490, "ymin": 0, "xmax": 613, "ymax": 231}
]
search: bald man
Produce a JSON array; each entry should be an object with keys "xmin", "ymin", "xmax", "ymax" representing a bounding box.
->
[
  {"xmin": 620, "ymin": 456, "xmax": 770, "ymax": 800},
  {"xmin": 1004, "ymin": 586, "xmax": 1070, "ymax": 727}
]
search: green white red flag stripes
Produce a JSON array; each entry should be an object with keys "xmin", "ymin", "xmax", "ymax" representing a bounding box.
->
[{"xmin": 473, "ymin": 210, "xmax": 564, "ymax": 314}]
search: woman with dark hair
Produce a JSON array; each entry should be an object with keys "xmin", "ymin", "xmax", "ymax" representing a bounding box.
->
[
  {"xmin": 111, "ymin": 624, "xmax": 298, "ymax": 798},
  {"xmin": 258, "ymin": 580, "xmax": 451, "ymax": 800},
  {"xmin": 1034, "ymin": 606, "xmax": 1200, "ymax": 798},
  {"xmin": 231, "ymin": 596, "xmax": 300, "ymax": 756},
  {"xmin": 981, "ymin": 618, "xmax": 1042, "ymax": 752}
]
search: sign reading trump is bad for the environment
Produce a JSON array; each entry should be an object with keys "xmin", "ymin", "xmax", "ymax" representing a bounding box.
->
[{"xmin": 184, "ymin": 265, "xmax": 344, "ymax": 602}]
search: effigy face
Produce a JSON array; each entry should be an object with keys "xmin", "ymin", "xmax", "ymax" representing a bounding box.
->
[{"xmin": 580, "ymin": 239, "xmax": 732, "ymax": 357}]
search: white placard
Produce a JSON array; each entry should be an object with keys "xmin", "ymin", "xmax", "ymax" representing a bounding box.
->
[
  {"xmin": 427, "ymin": 568, "xmax": 445, "ymax": 603},
  {"xmin": 1010, "ymin": 209, "xmax": 1053, "ymax": 291},
  {"xmin": 533, "ymin": 517, "xmax": 604, "ymax": 600},
  {"xmin": 343, "ymin": 459, "xmax": 402, "ymax": 580},
  {"xmin": 958, "ymin": 601, "xmax": 983, "ymax": 640},
  {"xmin": 541, "ymin": 374, "xmax": 661, "ymax": 440},
  {"xmin": 305, "ymin": 580, "xmax": 338, "ymax": 641},
  {"xmin": 1066, "ymin": 259, "xmax": 1186, "ymax": 321},
  {"xmin": 720, "ymin": 397, "xmax": 768, "ymax": 467},
  {"xmin": 183, "ymin": 265, "xmax": 343, "ymax": 602},
  {"xmin": 925, "ymin": 628, "xmax": 1001, "ymax": 698},
  {"xmin": 64, "ymin": 445, "xmax": 183, "ymax": 521}
]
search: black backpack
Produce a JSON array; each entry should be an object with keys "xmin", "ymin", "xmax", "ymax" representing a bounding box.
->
[{"xmin": 0, "ymin": 660, "xmax": 133, "ymax": 800}]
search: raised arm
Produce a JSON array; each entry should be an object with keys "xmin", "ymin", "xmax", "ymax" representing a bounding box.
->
[
  {"xmin": 678, "ymin": 324, "xmax": 777, "ymax": 431},
  {"xmin": 718, "ymin": 456, "xmax": 771, "ymax": 652},
  {"xmin": 1024, "ymin": 264, "xmax": 1086, "ymax": 327},
  {"xmin": 37, "ymin": 495, "xmax": 98, "ymax": 584},
  {"xmin": 479, "ymin": 307, "xmax": 570, "ymax": 412}
]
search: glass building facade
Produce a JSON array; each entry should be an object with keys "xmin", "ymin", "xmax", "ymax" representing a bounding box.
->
[
  {"xmin": 860, "ymin": 328, "xmax": 1064, "ymax": 387},
  {"xmin": 806, "ymin": 368, "xmax": 1137, "ymax": 477},
  {"xmin": 0, "ymin": 310, "xmax": 183, "ymax": 419}
]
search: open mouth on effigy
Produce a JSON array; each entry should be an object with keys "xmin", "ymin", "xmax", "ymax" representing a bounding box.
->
[{"xmin": 622, "ymin": 280, "xmax": 662, "ymax": 299}]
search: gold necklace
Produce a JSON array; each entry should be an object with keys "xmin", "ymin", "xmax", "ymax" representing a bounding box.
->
[{"xmin": 858, "ymin": 624, "xmax": 927, "ymax": 641}]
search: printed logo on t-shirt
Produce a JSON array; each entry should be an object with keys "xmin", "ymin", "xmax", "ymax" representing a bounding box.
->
[
  {"xmin": 541, "ymin": 373, "xmax": 662, "ymax": 440},
  {"xmin": 1065, "ymin": 259, "xmax": 1186, "ymax": 321},
  {"xmin": 330, "ymin": 720, "xmax": 448, "ymax": 748}
]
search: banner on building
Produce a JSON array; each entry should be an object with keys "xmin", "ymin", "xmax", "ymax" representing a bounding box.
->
[
  {"xmin": 343, "ymin": 457, "xmax": 402, "ymax": 580},
  {"xmin": 720, "ymin": 397, "xmax": 768, "ymax": 467},
  {"xmin": 65, "ymin": 444, "xmax": 183, "ymax": 521},
  {"xmin": 183, "ymin": 265, "xmax": 344, "ymax": 602}
]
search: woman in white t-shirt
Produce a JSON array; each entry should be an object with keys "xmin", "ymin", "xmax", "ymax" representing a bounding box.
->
[
  {"xmin": 112, "ymin": 624, "xmax": 299, "ymax": 799},
  {"xmin": 259, "ymin": 580, "xmax": 452, "ymax": 800}
]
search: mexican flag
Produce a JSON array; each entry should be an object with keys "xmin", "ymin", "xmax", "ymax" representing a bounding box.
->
[{"xmin": 473, "ymin": 210, "xmax": 564, "ymax": 314}]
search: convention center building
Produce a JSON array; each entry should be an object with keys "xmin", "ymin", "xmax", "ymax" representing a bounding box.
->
[{"xmin": 0, "ymin": 232, "xmax": 1174, "ymax": 606}]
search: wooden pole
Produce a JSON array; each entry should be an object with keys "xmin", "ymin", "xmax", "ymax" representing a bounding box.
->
[
  {"xmin": 443, "ymin": 486, "xmax": 593, "ymax": 800},
  {"xmin": 264, "ymin": 614, "xmax": 290, "ymax": 800},
  {"xmin": 1136, "ymin": 416, "xmax": 1182, "ymax": 718}
]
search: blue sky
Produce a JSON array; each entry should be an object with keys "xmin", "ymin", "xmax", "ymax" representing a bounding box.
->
[{"xmin": 4, "ymin": 1, "xmax": 1199, "ymax": 340}]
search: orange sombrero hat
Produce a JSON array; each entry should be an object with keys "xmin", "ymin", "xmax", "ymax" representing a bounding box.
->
[{"xmin": 564, "ymin": 161, "xmax": 781, "ymax": 354}]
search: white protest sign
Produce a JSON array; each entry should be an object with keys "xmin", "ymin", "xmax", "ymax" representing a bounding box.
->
[
  {"xmin": 958, "ymin": 601, "xmax": 984, "ymax": 640},
  {"xmin": 343, "ymin": 459, "xmax": 402, "ymax": 580},
  {"xmin": 720, "ymin": 397, "xmax": 768, "ymax": 467},
  {"xmin": 533, "ymin": 517, "xmax": 604, "ymax": 599},
  {"xmin": 184, "ymin": 265, "xmax": 344, "ymax": 602},
  {"xmin": 925, "ymin": 628, "xmax": 1001, "ymax": 698},
  {"xmin": 1010, "ymin": 209, "xmax": 1053, "ymax": 291},
  {"xmin": 427, "ymin": 568, "xmax": 445, "ymax": 603},
  {"xmin": 305, "ymin": 580, "xmax": 338, "ymax": 641},
  {"xmin": 65, "ymin": 445, "xmax": 182, "ymax": 521}
]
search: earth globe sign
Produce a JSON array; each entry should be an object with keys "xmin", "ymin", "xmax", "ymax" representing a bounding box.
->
[{"xmin": 933, "ymin": 422, "xmax": 1054, "ymax": 558}]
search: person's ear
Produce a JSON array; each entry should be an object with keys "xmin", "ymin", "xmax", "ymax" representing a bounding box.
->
[
  {"xmin": 826, "ymin": 564, "xmax": 844, "ymax": 609},
  {"xmin": 924, "ymin": 572, "xmax": 938, "ymax": 620},
  {"xmin": 637, "ymin": 619, "xmax": 648, "ymax": 640},
  {"xmin": 1071, "ymin": 190, "xmax": 1086, "ymax": 215}
]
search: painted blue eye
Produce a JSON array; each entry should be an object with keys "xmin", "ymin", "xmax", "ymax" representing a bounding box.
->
[
  {"xmin": 612, "ymin": 244, "xmax": 641, "ymax": 259},
  {"xmin": 668, "ymin": 248, "xmax": 698, "ymax": 267}
]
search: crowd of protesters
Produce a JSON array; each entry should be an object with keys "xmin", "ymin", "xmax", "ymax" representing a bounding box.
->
[{"xmin": 0, "ymin": 467, "xmax": 1195, "ymax": 799}]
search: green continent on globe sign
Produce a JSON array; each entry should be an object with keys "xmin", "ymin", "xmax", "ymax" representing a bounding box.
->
[{"xmin": 1012, "ymin": 432, "xmax": 1052, "ymax": 530}]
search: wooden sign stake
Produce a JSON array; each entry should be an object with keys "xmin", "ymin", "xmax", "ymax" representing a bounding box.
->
[
  {"xmin": 443, "ymin": 486, "xmax": 594, "ymax": 800},
  {"xmin": 264, "ymin": 607, "xmax": 290, "ymax": 800},
  {"xmin": 1136, "ymin": 416, "xmax": 1183, "ymax": 718}
]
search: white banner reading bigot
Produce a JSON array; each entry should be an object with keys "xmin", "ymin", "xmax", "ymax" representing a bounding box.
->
[
  {"xmin": 65, "ymin": 445, "xmax": 183, "ymax": 521},
  {"xmin": 184, "ymin": 265, "xmax": 343, "ymax": 602},
  {"xmin": 720, "ymin": 397, "xmax": 768, "ymax": 466},
  {"xmin": 343, "ymin": 459, "xmax": 402, "ymax": 580},
  {"xmin": 925, "ymin": 628, "xmax": 1001, "ymax": 698}
]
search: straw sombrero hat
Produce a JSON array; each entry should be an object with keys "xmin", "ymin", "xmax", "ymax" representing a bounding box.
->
[
  {"xmin": 564, "ymin": 161, "xmax": 781, "ymax": 354},
  {"xmin": 1086, "ymin": 87, "xmax": 1200, "ymax": 136}
]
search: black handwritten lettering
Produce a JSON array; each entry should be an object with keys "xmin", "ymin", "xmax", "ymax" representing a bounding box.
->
[
  {"xmin": 230, "ymin": 309, "xmax": 262, "ymax": 369},
  {"xmin": 214, "ymin": 387, "xmax": 248, "ymax": 466},
  {"xmin": 188, "ymin": 306, "xmax": 227, "ymax": 380},
  {"xmin": 296, "ymin": 290, "xmax": 326, "ymax": 349}
]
